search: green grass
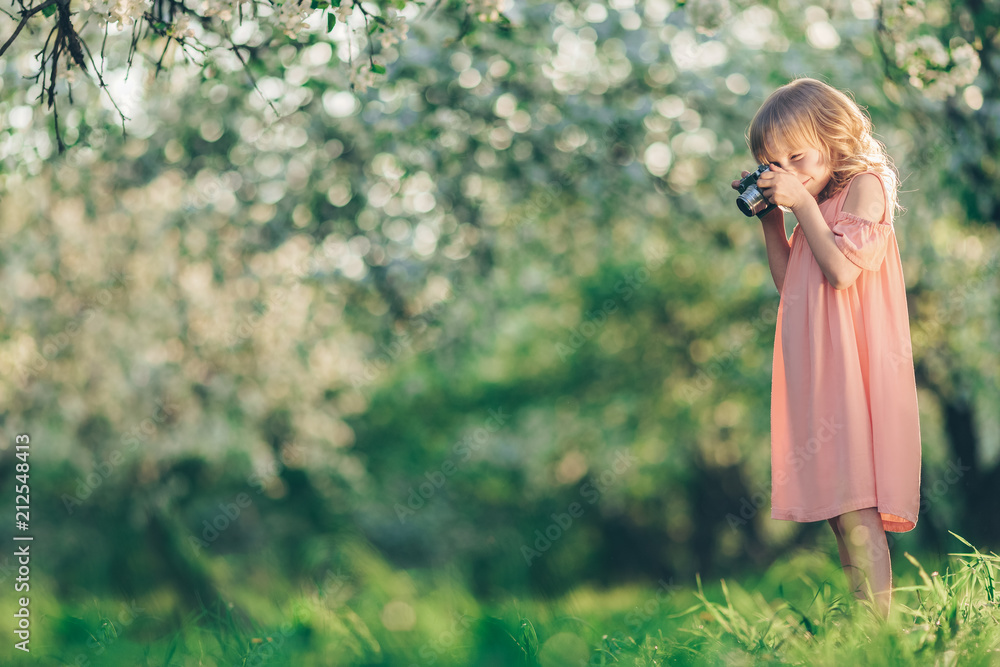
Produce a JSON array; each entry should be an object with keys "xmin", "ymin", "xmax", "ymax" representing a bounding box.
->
[{"xmin": 6, "ymin": 531, "xmax": 1000, "ymax": 665}]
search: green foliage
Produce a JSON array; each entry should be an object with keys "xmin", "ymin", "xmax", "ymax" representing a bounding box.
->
[
  {"xmin": 4, "ymin": 531, "xmax": 996, "ymax": 664},
  {"xmin": 0, "ymin": 0, "xmax": 998, "ymax": 662},
  {"xmin": 677, "ymin": 532, "xmax": 1000, "ymax": 666}
]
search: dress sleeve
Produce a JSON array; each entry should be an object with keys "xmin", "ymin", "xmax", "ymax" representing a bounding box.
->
[{"xmin": 830, "ymin": 211, "xmax": 892, "ymax": 271}]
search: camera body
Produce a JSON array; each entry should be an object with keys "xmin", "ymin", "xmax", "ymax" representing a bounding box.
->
[{"xmin": 735, "ymin": 164, "xmax": 777, "ymax": 218}]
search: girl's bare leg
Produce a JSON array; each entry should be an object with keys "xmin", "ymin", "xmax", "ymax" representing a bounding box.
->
[
  {"xmin": 828, "ymin": 508, "xmax": 892, "ymax": 619},
  {"xmin": 827, "ymin": 517, "xmax": 864, "ymax": 598}
]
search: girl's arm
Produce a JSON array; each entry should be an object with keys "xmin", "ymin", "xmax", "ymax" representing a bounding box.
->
[
  {"xmin": 759, "ymin": 167, "xmax": 885, "ymax": 290},
  {"xmin": 759, "ymin": 213, "xmax": 791, "ymax": 293},
  {"xmin": 733, "ymin": 170, "xmax": 790, "ymax": 293},
  {"xmin": 793, "ymin": 175, "xmax": 885, "ymax": 290},
  {"xmin": 790, "ymin": 199, "xmax": 858, "ymax": 289},
  {"xmin": 827, "ymin": 174, "xmax": 886, "ymax": 290}
]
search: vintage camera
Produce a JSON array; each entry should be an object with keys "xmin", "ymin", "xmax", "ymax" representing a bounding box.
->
[{"xmin": 735, "ymin": 164, "xmax": 777, "ymax": 218}]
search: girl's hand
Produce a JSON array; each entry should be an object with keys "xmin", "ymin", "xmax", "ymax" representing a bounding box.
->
[
  {"xmin": 733, "ymin": 170, "xmax": 783, "ymax": 224},
  {"xmin": 756, "ymin": 164, "xmax": 811, "ymax": 212}
]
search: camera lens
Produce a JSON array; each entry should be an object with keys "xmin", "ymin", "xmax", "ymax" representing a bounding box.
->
[{"xmin": 736, "ymin": 185, "xmax": 767, "ymax": 217}]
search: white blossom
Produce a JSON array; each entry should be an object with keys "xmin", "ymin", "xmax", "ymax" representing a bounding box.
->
[
  {"xmin": 894, "ymin": 34, "xmax": 982, "ymax": 100},
  {"xmin": 468, "ymin": 0, "xmax": 507, "ymax": 22},
  {"xmin": 379, "ymin": 9, "xmax": 408, "ymax": 48},
  {"xmin": 56, "ymin": 53, "xmax": 81, "ymax": 84},
  {"xmin": 273, "ymin": 0, "xmax": 314, "ymax": 38},
  {"xmin": 350, "ymin": 62, "xmax": 382, "ymax": 93},
  {"xmin": 31, "ymin": 0, "xmax": 503, "ymax": 97},
  {"xmin": 109, "ymin": 0, "xmax": 153, "ymax": 28},
  {"xmin": 194, "ymin": 0, "xmax": 252, "ymax": 22},
  {"xmin": 335, "ymin": 0, "xmax": 354, "ymax": 23},
  {"xmin": 169, "ymin": 14, "xmax": 196, "ymax": 39}
]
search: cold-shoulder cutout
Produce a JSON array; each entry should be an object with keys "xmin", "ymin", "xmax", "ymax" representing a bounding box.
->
[
  {"xmin": 828, "ymin": 172, "xmax": 892, "ymax": 272},
  {"xmin": 841, "ymin": 172, "xmax": 888, "ymax": 226}
]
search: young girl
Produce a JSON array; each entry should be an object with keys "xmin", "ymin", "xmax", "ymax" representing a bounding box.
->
[{"xmin": 730, "ymin": 78, "xmax": 922, "ymax": 621}]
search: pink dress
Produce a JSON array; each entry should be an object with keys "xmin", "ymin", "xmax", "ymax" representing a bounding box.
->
[{"xmin": 770, "ymin": 170, "xmax": 922, "ymax": 533}]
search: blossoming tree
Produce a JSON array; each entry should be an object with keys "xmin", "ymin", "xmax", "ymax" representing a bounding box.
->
[{"xmin": 0, "ymin": 0, "xmax": 511, "ymax": 152}]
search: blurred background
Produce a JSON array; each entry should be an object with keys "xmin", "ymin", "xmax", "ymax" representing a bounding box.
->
[{"xmin": 0, "ymin": 0, "xmax": 998, "ymax": 663}]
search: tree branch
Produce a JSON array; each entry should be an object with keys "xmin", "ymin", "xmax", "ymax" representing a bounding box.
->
[{"xmin": 0, "ymin": 0, "xmax": 59, "ymax": 58}]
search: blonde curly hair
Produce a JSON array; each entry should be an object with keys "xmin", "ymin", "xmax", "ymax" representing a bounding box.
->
[{"xmin": 746, "ymin": 77, "xmax": 900, "ymax": 216}]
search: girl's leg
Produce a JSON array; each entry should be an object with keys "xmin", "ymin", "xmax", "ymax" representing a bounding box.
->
[
  {"xmin": 829, "ymin": 508, "xmax": 892, "ymax": 619},
  {"xmin": 827, "ymin": 517, "xmax": 864, "ymax": 599}
]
